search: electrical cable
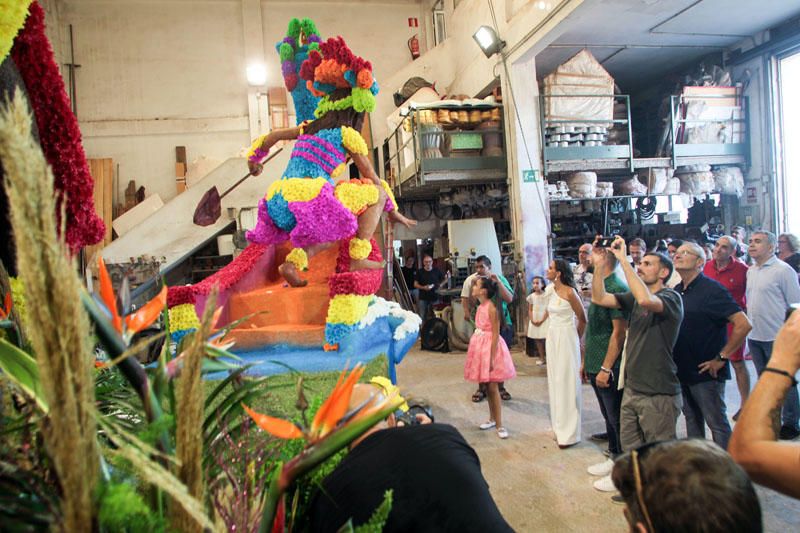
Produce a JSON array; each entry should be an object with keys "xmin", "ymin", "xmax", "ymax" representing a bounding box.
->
[{"xmin": 636, "ymin": 196, "xmax": 657, "ymax": 221}]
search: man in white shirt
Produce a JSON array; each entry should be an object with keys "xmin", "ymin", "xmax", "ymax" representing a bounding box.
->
[{"xmin": 746, "ymin": 230, "xmax": 800, "ymax": 440}]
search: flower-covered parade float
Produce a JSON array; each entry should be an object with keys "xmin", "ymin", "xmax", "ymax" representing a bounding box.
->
[{"xmin": 174, "ymin": 20, "xmax": 420, "ymax": 382}]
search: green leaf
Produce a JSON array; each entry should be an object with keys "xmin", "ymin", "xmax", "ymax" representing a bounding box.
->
[
  {"xmin": 354, "ymin": 490, "xmax": 393, "ymax": 533},
  {"xmin": 0, "ymin": 338, "xmax": 48, "ymax": 412}
]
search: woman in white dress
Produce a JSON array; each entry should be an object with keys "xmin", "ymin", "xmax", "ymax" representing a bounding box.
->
[{"xmin": 545, "ymin": 258, "xmax": 587, "ymax": 448}]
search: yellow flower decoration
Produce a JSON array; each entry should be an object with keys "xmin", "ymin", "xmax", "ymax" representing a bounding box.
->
[
  {"xmin": 335, "ymin": 181, "xmax": 378, "ymax": 215},
  {"xmin": 286, "ymin": 248, "xmax": 308, "ymax": 271},
  {"xmin": 0, "ymin": 0, "xmax": 32, "ymax": 63},
  {"xmin": 331, "ymin": 162, "xmax": 347, "ymax": 179},
  {"xmin": 326, "ymin": 294, "xmax": 373, "ymax": 325},
  {"xmin": 341, "ymin": 126, "xmax": 368, "ymax": 156},
  {"xmin": 298, "ymin": 119, "xmax": 312, "ymax": 135},
  {"xmin": 266, "ymin": 177, "xmax": 327, "ymax": 202},
  {"xmin": 380, "ymin": 179, "xmax": 398, "ymax": 211},
  {"xmin": 168, "ymin": 303, "xmax": 200, "ymax": 332},
  {"xmin": 246, "ymin": 134, "xmax": 268, "ymax": 159},
  {"xmin": 349, "ymin": 237, "xmax": 372, "ymax": 260}
]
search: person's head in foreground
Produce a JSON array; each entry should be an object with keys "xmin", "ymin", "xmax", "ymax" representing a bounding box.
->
[{"xmin": 611, "ymin": 439, "xmax": 762, "ymax": 533}]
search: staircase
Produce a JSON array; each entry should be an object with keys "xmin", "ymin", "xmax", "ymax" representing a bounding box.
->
[{"xmin": 225, "ymin": 243, "xmax": 338, "ymax": 350}]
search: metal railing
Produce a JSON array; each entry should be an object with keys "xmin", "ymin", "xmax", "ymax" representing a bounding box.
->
[{"xmin": 539, "ymin": 93, "xmax": 634, "ymax": 174}]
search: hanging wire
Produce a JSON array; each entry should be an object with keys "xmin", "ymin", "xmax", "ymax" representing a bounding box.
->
[{"xmin": 487, "ymin": 0, "xmax": 550, "ymax": 228}]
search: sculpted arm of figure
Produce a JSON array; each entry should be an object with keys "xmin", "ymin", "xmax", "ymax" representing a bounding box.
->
[
  {"xmin": 729, "ymin": 311, "xmax": 800, "ymax": 499},
  {"xmin": 248, "ymin": 126, "xmax": 301, "ymax": 175}
]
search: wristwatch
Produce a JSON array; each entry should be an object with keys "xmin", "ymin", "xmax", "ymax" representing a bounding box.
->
[{"xmin": 716, "ymin": 353, "xmax": 728, "ymax": 362}]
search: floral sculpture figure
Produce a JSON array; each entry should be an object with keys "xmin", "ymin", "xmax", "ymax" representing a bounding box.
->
[
  {"xmin": 277, "ymin": 18, "xmax": 322, "ymax": 125},
  {"xmin": 245, "ymin": 35, "xmax": 415, "ymax": 347}
]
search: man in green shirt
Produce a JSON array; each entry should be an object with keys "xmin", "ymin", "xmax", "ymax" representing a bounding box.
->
[{"xmin": 583, "ymin": 246, "xmax": 628, "ymax": 492}]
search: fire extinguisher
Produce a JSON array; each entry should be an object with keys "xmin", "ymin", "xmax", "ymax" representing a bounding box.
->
[{"xmin": 408, "ymin": 34, "xmax": 420, "ymax": 60}]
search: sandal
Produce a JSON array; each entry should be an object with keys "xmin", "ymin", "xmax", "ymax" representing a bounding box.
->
[
  {"xmin": 479, "ymin": 420, "xmax": 496, "ymax": 430},
  {"xmin": 471, "ymin": 390, "xmax": 486, "ymax": 403},
  {"xmin": 499, "ymin": 388, "xmax": 512, "ymax": 401},
  {"xmin": 497, "ymin": 427, "xmax": 509, "ymax": 439}
]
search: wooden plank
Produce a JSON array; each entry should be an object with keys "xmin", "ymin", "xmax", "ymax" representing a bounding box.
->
[{"xmin": 84, "ymin": 158, "xmax": 114, "ymax": 262}]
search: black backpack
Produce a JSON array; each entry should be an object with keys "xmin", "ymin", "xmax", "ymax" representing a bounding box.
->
[{"xmin": 420, "ymin": 317, "xmax": 449, "ymax": 352}]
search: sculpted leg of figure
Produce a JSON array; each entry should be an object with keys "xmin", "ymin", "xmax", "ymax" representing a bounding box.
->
[
  {"xmin": 278, "ymin": 242, "xmax": 335, "ymax": 287},
  {"xmin": 349, "ymin": 187, "xmax": 387, "ymax": 271}
]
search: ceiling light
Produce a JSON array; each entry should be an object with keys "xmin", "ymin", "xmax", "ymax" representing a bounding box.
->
[
  {"xmin": 472, "ymin": 25, "xmax": 506, "ymax": 58},
  {"xmin": 246, "ymin": 64, "xmax": 267, "ymax": 86}
]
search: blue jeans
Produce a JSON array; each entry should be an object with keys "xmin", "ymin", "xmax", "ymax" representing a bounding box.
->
[
  {"xmin": 589, "ymin": 373, "xmax": 623, "ymax": 456},
  {"xmin": 417, "ymin": 299, "xmax": 436, "ymax": 322},
  {"xmin": 749, "ymin": 339, "xmax": 800, "ymax": 430},
  {"xmin": 681, "ymin": 380, "xmax": 732, "ymax": 449}
]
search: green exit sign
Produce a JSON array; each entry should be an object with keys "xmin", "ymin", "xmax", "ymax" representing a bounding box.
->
[{"xmin": 522, "ymin": 169, "xmax": 539, "ymax": 183}]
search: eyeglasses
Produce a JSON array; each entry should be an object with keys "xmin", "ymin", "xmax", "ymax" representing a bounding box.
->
[
  {"xmin": 630, "ymin": 442, "xmax": 659, "ymax": 533},
  {"xmin": 674, "ymin": 250, "xmax": 703, "ymax": 259}
]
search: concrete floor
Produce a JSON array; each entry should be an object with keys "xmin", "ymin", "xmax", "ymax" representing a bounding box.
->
[{"xmin": 396, "ymin": 344, "xmax": 800, "ymax": 532}]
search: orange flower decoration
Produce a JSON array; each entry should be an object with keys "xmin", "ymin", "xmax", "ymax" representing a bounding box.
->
[
  {"xmin": 0, "ymin": 292, "xmax": 11, "ymax": 320},
  {"xmin": 97, "ymin": 256, "xmax": 167, "ymax": 337},
  {"xmin": 244, "ymin": 363, "xmax": 370, "ymax": 443}
]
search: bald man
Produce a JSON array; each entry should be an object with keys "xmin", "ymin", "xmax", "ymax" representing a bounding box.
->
[{"xmin": 308, "ymin": 384, "xmax": 512, "ymax": 532}]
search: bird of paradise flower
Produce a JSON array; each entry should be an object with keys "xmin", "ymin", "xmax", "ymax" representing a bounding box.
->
[{"xmin": 243, "ymin": 363, "xmax": 403, "ymax": 533}]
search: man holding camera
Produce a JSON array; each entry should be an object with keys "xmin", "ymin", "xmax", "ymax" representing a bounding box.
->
[
  {"xmin": 591, "ymin": 236, "xmax": 684, "ymax": 452},
  {"xmin": 309, "ymin": 384, "xmax": 513, "ymax": 532}
]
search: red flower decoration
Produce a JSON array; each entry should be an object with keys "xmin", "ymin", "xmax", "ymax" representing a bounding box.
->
[
  {"xmin": 166, "ymin": 285, "xmax": 196, "ymax": 308},
  {"xmin": 11, "ymin": 2, "xmax": 105, "ymax": 253},
  {"xmin": 193, "ymin": 244, "xmax": 267, "ymax": 295}
]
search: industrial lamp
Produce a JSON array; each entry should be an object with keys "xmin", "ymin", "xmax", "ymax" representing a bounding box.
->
[
  {"xmin": 246, "ymin": 63, "xmax": 267, "ymax": 86},
  {"xmin": 472, "ymin": 25, "xmax": 505, "ymax": 58}
]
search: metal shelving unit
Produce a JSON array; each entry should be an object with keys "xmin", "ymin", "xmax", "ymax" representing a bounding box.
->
[{"xmin": 384, "ymin": 105, "xmax": 507, "ymax": 199}]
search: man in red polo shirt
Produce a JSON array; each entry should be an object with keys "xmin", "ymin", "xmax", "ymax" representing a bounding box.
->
[{"xmin": 704, "ymin": 235, "xmax": 750, "ymax": 419}]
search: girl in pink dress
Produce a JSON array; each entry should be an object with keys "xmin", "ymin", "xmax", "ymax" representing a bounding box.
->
[{"xmin": 464, "ymin": 277, "xmax": 517, "ymax": 438}]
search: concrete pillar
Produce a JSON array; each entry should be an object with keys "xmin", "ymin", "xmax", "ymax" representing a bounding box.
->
[{"xmin": 502, "ymin": 49, "xmax": 550, "ymax": 287}]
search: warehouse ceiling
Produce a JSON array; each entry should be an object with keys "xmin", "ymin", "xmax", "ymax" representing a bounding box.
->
[{"xmin": 535, "ymin": 0, "xmax": 800, "ymax": 90}]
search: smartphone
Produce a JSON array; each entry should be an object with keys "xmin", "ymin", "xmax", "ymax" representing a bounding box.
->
[
  {"xmin": 787, "ymin": 303, "xmax": 800, "ymax": 322},
  {"xmin": 597, "ymin": 237, "xmax": 616, "ymax": 248}
]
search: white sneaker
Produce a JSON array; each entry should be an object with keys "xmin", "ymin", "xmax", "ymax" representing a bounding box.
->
[
  {"xmin": 587, "ymin": 458, "xmax": 614, "ymax": 476},
  {"xmin": 593, "ymin": 474, "xmax": 616, "ymax": 492}
]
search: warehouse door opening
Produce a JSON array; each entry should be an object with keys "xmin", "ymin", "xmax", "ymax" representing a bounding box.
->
[{"xmin": 776, "ymin": 50, "xmax": 800, "ymax": 235}]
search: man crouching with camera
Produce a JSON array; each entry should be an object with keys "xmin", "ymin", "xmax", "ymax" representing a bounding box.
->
[{"xmin": 308, "ymin": 382, "xmax": 513, "ymax": 532}]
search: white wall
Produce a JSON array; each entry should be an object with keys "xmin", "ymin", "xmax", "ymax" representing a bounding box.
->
[
  {"xmin": 373, "ymin": 0, "xmax": 583, "ymax": 142},
  {"xmin": 44, "ymin": 0, "xmax": 424, "ymax": 205}
]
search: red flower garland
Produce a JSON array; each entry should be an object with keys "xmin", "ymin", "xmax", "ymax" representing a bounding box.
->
[
  {"xmin": 193, "ymin": 243, "xmax": 267, "ymax": 295},
  {"xmin": 329, "ymin": 237, "xmax": 382, "ymax": 297},
  {"xmin": 166, "ymin": 285, "xmax": 196, "ymax": 308},
  {"xmin": 11, "ymin": 2, "xmax": 104, "ymax": 252}
]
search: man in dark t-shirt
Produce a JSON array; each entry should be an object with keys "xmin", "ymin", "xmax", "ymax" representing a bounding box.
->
[
  {"xmin": 414, "ymin": 254, "xmax": 449, "ymax": 321},
  {"xmin": 673, "ymin": 242, "xmax": 752, "ymax": 449},
  {"xmin": 591, "ymin": 237, "xmax": 684, "ymax": 453},
  {"xmin": 308, "ymin": 385, "xmax": 512, "ymax": 532}
]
